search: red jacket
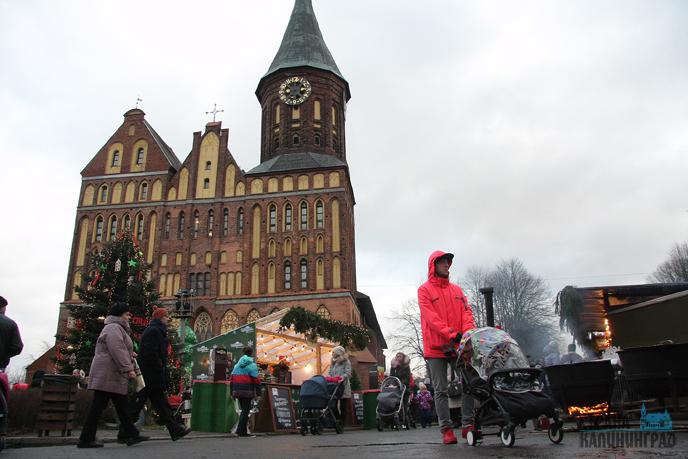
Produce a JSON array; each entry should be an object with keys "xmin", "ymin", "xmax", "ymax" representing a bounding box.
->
[{"xmin": 418, "ymin": 250, "xmax": 476, "ymax": 359}]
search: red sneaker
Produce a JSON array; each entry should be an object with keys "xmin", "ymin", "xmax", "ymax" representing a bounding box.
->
[
  {"xmin": 442, "ymin": 427, "xmax": 458, "ymax": 445},
  {"xmin": 461, "ymin": 425, "xmax": 474, "ymax": 439}
]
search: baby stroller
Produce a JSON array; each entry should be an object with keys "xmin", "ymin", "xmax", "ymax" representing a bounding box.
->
[
  {"xmin": 376, "ymin": 376, "xmax": 413, "ymax": 430},
  {"xmin": 299, "ymin": 375, "xmax": 344, "ymax": 435},
  {"xmin": 457, "ymin": 327, "xmax": 564, "ymax": 447}
]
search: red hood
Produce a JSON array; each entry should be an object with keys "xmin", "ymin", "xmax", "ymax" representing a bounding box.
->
[{"xmin": 427, "ymin": 250, "xmax": 452, "ymax": 286}]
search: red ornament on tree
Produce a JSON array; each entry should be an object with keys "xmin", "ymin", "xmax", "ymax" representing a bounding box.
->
[{"xmin": 90, "ymin": 271, "xmax": 102, "ymax": 287}]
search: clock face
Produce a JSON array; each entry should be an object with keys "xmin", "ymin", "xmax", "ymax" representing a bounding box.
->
[{"xmin": 278, "ymin": 76, "xmax": 312, "ymax": 106}]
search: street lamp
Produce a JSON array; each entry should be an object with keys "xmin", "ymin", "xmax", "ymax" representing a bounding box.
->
[{"xmin": 173, "ymin": 289, "xmax": 196, "ymax": 386}]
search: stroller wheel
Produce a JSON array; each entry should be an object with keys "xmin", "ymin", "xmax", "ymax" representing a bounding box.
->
[
  {"xmin": 548, "ymin": 424, "xmax": 564, "ymax": 444},
  {"xmin": 500, "ymin": 427, "xmax": 515, "ymax": 447},
  {"xmin": 466, "ymin": 429, "xmax": 481, "ymax": 446}
]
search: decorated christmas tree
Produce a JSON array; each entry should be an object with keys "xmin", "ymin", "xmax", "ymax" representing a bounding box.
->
[
  {"xmin": 167, "ymin": 322, "xmax": 197, "ymax": 393},
  {"xmin": 56, "ymin": 231, "xmax": 159, "ymax": 374}
]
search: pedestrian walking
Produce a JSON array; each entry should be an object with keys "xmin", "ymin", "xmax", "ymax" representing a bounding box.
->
[
  {"xmin": 418, "ymin": 250, "xmax": 476, "ymax": 445},
  {"xmin": 328, "ymin": 346, "xmax": 352, "ymax": 427},
  {"xmin": 0, "ymin": 296, "xmax": 23, "ymax": 371},
  {"xmin": 120, "ymin": 307, "xmax": 190, "ymax": 442},
  {"xmin": 77, "ymin": 302, "xmax": 148, "ymax": 448},
  {"xmin": 230, "ymin": 346, "xmax": 261, "ymax": 437},
  {"xmin": 416, "ymin": 382, "xmax": 434, "ymax": 428},
  {"xmin": 390, "ymin": 352, "xmax": 413, "ymax": 426}
]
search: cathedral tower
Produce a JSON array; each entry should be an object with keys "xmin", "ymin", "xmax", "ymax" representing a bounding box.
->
[{"xmin": 256, "ymin": 0, "xmax": 350, "ymax": 164}]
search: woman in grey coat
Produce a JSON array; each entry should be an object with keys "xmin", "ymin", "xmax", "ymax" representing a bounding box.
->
[
  {"xmin": 77, "ymin": 302, "xmax": 148, "ymax": 448},
  {"xmin": 328, "ymin": 346, "xmax": 352, "ymax": 426}
]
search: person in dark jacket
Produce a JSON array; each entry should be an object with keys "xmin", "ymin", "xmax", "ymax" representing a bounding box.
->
[
  {"xmin": 390, "ymin": 352, "xmax": 412, "ymax": 424},
  {"xmin": 230, "ymin": 346, "xmax": 261, "ymax": 437},
  {"xmin": 0, "ymin": 296, "xmax": 23, "ymax": 370},
  {"xmin": 119, "ymin": 307, "xmax": 190, "ymax": 442}
]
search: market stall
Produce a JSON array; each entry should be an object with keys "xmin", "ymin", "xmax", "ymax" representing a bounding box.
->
[
  {"xmin": 190, "ymin": 308, "xmax": 338, "ymax": 385},
  {"xmin": 189, "ymin": 308, "xmax": 341, "ymax": 432}
]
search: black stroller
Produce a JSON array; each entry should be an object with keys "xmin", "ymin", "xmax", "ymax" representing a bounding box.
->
[
  {"xmin": 457, "ymin": 327, "xmax": 564, "ymax": 447},
  {"xmin": 299, "ymin": 375, "xmax": 344, "ymax": 435},
  {"xmin": 376, "ymin": 376, "xmax": 415, "ymax": 430}
]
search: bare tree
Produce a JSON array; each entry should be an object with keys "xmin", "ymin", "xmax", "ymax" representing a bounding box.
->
[
  {"xmin": 465, "ymin": 258, "xmax": 558, "ymax": 360},
  {"xmin": 387, "ymin": 299, "xmax": 427, "ymax": 375},
  {"xmin": 650, "ymin": 242, "xmax": 688, "ymax": 283}
]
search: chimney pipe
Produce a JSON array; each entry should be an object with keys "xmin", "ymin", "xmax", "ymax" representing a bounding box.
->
[{"xmin": 479, "ymin": 287, "xmax": 495, "ymax": 327}]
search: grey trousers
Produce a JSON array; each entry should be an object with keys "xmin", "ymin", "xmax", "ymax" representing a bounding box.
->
[{"xmin": 427, "ymin": 358, "xmax": 475, "ymax": 429}]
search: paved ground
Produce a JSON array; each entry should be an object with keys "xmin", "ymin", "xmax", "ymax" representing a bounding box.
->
[{"xmin": 4, "ymin": 425, "xmax": 688, "ymax": 459}]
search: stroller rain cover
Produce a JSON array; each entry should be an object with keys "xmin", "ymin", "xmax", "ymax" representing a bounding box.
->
[
  {"xmin": 377, "ymin": 379, "xmax": 403, "ymax": 415},
  {"xmin": 458, "ymin": 327, "xmax": 541, "ymax": 392}
]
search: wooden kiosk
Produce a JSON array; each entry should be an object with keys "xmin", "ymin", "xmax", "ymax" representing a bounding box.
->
[{"xmin": 190, "ymin": 308, "xmax": 338, "ymax": 433}]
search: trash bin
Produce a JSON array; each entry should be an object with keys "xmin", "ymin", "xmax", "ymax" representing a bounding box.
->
[
  {"xmin": 190, "ymin": 381, "xmax": 238, "ymax": 433},
  {"xmin": 361, "ymin": 389, "xmax": 380, "ymax": 430}
]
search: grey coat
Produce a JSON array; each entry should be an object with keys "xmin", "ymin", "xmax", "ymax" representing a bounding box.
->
[
  {"xmin": 328, "ymin": 359, "xmax": 352, "ymax": 399},
  {"xmin": 87, "ymin": 316, "xmax": 135, "ymax": 395}
]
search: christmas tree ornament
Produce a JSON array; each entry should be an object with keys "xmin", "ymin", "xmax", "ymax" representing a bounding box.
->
[
  {"xmin": 115, "ymin": 259, "xmax": 122, "ymax": 272},
  {"xmin": 128, "ymin": 259, "xmax": 138, "ymax": 268}
]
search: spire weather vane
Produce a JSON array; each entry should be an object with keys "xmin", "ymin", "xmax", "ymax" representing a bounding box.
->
[
  {"xmin": 135, "ymin": 97, "xmax": 143, "ymax": 109},
  {"xmin": 205, "ymin": 103, "xmax": 224, "ymax": 122}
]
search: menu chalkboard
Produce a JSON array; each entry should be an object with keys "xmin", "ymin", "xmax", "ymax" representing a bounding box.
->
[
  {"xmin": 352, "ymin": 392, "xmax": 364, "ymax": 425},
  {"xmin": 268, "ymin": 385, "xmax": 297, "ymax": 431}
]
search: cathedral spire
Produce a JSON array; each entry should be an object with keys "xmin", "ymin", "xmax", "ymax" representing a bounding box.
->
[{"xmin": 262, "ymin": 0, "xmax": 346, "ymax": 84}]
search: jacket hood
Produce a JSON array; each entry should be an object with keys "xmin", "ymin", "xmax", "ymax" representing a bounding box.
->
[
  {"xmin": 149, "ymin": 318, "xmax": 168, "ymax": 334},
  {"xmin": 237, "ymin": 355, "xmax": 254, "ymax": 368},
  {"xmin": 105, "ymin": 315, "xmax": 131, "ymax": 333},
  {"xmin": 427, "ymin": 250, "xmax": 453, "ymax": 281}
]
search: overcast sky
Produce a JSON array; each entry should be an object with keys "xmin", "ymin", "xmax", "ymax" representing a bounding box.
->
[{"xmin": 2, "ymin": 0, "xmax": 687, "ymax": 375}]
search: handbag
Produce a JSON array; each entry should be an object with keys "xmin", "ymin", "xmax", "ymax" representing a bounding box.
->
[
  {"xmin": 447, "ymin": 366, "xmax": 462, "ymax": 399},
  {"xmin": 133, "ymin": 360, "xmax": 146, "ymax": 393}
]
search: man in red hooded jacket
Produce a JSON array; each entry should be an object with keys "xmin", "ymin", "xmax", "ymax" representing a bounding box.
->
[{"xmin": 418, "ymin": 250, "xmax": 475, "ymax": 445}]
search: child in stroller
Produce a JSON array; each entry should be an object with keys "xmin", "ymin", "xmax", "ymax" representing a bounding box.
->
[
  {"xmin": 376, "ymin": 376, "xmax": 415, "ymax": 430},
  {"xmin": 456, "ymin": 327, "xmax": 564, "ymax": 447},
  {"xmin": 299, "ymin": 375, "xmax": 344, "ymax": 435}
]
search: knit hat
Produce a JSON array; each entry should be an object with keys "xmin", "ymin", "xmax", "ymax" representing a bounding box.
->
[
  {"xmin": 108, "ymin": 302, "xmax": 130, "ymax": 317},
  {"xmin": 152, "ymin": 307, "xmax": 168, "ymax": 320}
]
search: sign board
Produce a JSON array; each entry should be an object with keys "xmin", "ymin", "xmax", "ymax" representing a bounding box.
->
[
  {"xmin": 352, "ymin": 392, "xmax": 364, "ymax": 425},
  {"xmin": 268, "ymin": 385, "xmax": 297, "ymax": 432}
]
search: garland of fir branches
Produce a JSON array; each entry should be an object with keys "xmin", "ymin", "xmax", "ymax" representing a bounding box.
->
[{"xmin": 278, "ymin": 307, "xmax": 370, "ymax": 350}]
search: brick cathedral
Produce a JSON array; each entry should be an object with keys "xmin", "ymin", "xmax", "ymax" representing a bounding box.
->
[{"xmin": 31, "ymin": 0, "xmax": 386, "ymax": 387}]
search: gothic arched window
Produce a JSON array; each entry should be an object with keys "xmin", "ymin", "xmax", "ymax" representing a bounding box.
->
[
  {"xmin": 300, "ymin": 259, "xmax": 308, "ymax": 289},
  {"xmin": 193, "ymin": 210, "xmax": 200, "ymax": 239},
  {"xmin": 268, "ymin": 204, "xmax": 276, "ymax": 233},
  {"xmin": 220, "ymin": 309, "xmax": 239, "ymax": 334},
  {"xmin": 315, "ymin": 201, "xmax": 324, "ymax": 229},
  {"xmin": 284, "ymin": 261, "xmax": 292, "ymax": 289},
  {"xmin": 284, "ymin": 203, "xmax": 292, "ymax": 231},
  {"xmin": 316, "ymin": 305, "xmax": 331, "ymax": 319},
  {"xmin": 237, "ymin": 208, "xmax": 244, "ymax": 235},
  {"xmin": 207, "ymin": 210, "xmax": 214, "ymax": 237},
  {"xmin": 164, "ymin": 212, "xmax": 171, "ymax": 239},
  {"xmin": 95, "ymin": 216, "xmax": 104, "ymax": 242},
  {"xmin": 178, "ymin": 211, "xmax": 185, "ymax": 239},
  {"xmin": 300, "ymin": 202, "xmax": 308, "ymax": 231},
  {"xmin": 194, "ymin": 311, "xmax": 213, "ymax": 342},
  {"xmin": 246, "ymin": 309, "xmax": 261, "ymax": 324}
]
